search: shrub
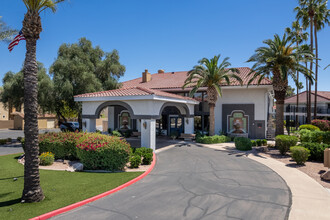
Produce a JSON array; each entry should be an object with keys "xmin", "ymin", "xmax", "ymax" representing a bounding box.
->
[
  {"xmin": 135, "ymin": 147, "xmax": 153, "ymax": 157},
  {"xmin": 95, "ymin": 129, "xmax": 102, "ymax": 134},
  {"xmin": 234, "ymin": 137, "xmax": 252, "ymax": 151},
  {"xmin": 275, "ymin": 135, "xmax": 298, "ymax": 155},
  {"xmin": 323, "ymin": 131, "xmax": 330, "ymax": 144},
  {"xmin": 256, "ymin": 139, "xmax": 262, "ymax": 146},
  {"xmin": 0, "ymin": 139, "xmax": 7, "ymax": 145},
  {"xmin": 76, "ymin": 133, "xmax": 130, "ymax": 171},
  {"xmin": 7, "ymin": 138, "xmax": 12, "ymax": 143},
  {"xmin": 251, "ymin": 140, "xmax": 256, "ymax": 147},
  {"xmin": 111, "ymin": 130, "xmax": 122, "ymax": 137},
  {"xmin": 312, "ymin": 119, "xmax": 330, "ymax": 131},
  {"xmin": 196, "ymin": 135, "xmax": 231, "ymax": 144},
  {"xmin": 129, "ymin": 155, "xmax": 141, "ymax": 168},
  {"xmin": 39, "ymin": 132, "xmax": 82, "ymax": 160},
  {"xmin": 17, "ymin": 137, "xmax": 23, "ymax": 142},
  {"xmin": 142, "ymin": 153, "xmax": 153, "ymax": 165},
  {"xmin": 299, "ymin": 142, "xmax": 329, "ymax": 162},
  {"xmin": 170, "ymin": 131, "xmax": 178, "ymax": 140},
  {"xmin": 262, "ymin": 139, "xmax": 267, "ymax": 146},
  {"xmin": 39, "ymin": 152, "xmax": 55, "ymax": 166},
  {"xmin": 123, "ymin": 129, "xmax": 133, "ymax": 138},
  {"xmin": 298, "ymin": 124, "xmax": 320, "ymax": 131},
  {"xmin": 290, "ymin": 146, "xmax": 310, "ymax": 165}
]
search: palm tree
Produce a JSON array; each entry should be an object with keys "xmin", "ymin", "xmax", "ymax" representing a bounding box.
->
[
  {"xmin": 0, "ymin": 16, "xmax": 17, "ymax": 42},
  {"xmin": 247, "ymin": 34, "xmax": 313, "ymax": 136},
  {"xmin": 21, "ymin": 0, "xmax": 64, "ymax": 203},
  {"xmin": 313, "ymin": 1, "xmax": 330, "ymax": 118},
  {"xmin": 285, "ymin": 21, "xmax": 309, "ymax": 128},
  {"xmin": 183, "ymin": 55, "xmax": 242, "ymax": 136}
]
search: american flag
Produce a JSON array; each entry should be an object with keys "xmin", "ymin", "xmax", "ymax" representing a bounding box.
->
[{"xmin": 8, "ymin": 30, "xmax": 25, "ymax": 52}]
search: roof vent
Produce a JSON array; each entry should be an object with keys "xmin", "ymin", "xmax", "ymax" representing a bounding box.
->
[
  {"xmin": 142, "ymin": 69, "xmax": 151, "ymax": 83},
  {"xmin": 158, "ymin": 69, "xmax": 165, "ymax": 74}
]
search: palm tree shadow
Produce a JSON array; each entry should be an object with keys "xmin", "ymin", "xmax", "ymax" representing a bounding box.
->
[{"xmin": 0, "ymin": 198, "xmax": 21, "ymax": 207}]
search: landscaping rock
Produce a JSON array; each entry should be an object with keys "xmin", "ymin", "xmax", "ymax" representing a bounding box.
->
[
  {"xmin": 66, "ymin": 162, "xmax": 83, "ymax": 172},
  {"xmin": 321, "ymin": 170, "xmax": 330, "ymax": 181}
]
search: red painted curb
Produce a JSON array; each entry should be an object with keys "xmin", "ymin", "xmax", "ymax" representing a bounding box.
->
[{"xmin": 30, "ymin": 152, "xmax": 156, "ymax": 220}]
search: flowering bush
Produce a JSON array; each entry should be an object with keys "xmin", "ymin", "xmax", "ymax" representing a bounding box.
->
[
  {"xmin": 76, "ymin": 133, "xmax": 130, "ymax": 171},
  {"xmin": 39, "ymin": 152, "xmax": 55, "ymax": 166},
  {"xmin": 311, "ymin": 119, "xmax": 330, "ymax": 131},
  {"xmin": 39, "ymin": 132, "xmax": 83, "ymax": 160}
]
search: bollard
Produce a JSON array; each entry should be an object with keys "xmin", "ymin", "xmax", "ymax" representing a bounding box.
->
[{"xmin": 324, "ymin": 148, "xmax": 330, "ymax": 168}]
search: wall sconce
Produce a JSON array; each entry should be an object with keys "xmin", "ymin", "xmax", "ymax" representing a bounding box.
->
[
  {"xmin": 143, "ymin": 122, "xmax": 147, "ymax": 129},
  {"xmin": 186, "ymin": 118, "xmax": 189, "ymax": 124}
]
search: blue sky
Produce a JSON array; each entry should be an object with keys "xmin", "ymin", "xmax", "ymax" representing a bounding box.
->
[{"xmin": 0, "ymin": 0, "xmax": 329, "ymax": 91}]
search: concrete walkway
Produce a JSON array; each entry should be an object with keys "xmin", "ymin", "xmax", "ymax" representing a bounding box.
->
[
  {"xmin": 52, "ymin": 143, "xmax": 290, "ymax": 220},
  {"xmin": 203, "ymin": 142, "xmax": 330, "ymax": 220}
]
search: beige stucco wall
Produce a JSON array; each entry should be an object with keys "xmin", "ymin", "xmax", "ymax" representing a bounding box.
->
[
  {"xmin": 214, "ymin": 87, "xmax": 271, "ymax": 133},
  {"xmin": 0, "ymin": 120, "xmax": 14, "ymax": 129}
]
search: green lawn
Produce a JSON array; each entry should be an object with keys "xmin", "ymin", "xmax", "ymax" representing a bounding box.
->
[{"xmin": 0, "ymin": 153, "xmax": 143, "ymax": 220}]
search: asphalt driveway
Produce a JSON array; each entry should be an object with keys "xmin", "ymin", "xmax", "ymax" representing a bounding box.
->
[{"xmin": 52, "ymin": 143, "xmax": 291, "ymax": 220}]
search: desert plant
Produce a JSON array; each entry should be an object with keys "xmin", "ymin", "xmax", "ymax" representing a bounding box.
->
[
  {"xmin": 39, "ymin": 152, "xmax": 55, "ymax": 166},
  {"xmin": 129, "ymin": 155, "xmax": 141, "ymax": 168},
  {"xmin": 234, "ymin": 137, "xmax": 252, "ymax": 151},
  {"xmin": 290, "ymin": 146, "xmax": 310, "ymax": 165},
  {"xmin": 275, "ymin": 135, "xmax": 299, "ymax": 155}
]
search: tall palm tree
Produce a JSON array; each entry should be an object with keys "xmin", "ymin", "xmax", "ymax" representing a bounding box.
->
[
  {"xmin": 285, "ymin": 21, "xmax": 309, "ymax": 128},
  {"xmin": 313, "ymin": 1, "xmax": 330, "ymax": 118},
  {"xmin": 21, "ymin": 0, "xmax": 64, "ymax": 203},
  {"xmin": 0, "ymin": 16, "xmax": 17, "ymax": 42},
  {"xmin": 183, "ymin": 55, "xmax": 242, "ymax": 136},
  {"xmin": 247, "ymin": 34, "xmax": 313, "ymax": 136}
]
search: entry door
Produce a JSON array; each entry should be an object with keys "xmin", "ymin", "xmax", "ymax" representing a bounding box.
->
[{"xmin": 169, "ymin": 116, "xmax": 183, "ymax": 137}]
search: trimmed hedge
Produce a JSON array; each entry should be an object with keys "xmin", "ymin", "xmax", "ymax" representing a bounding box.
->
[
  {"xmin": 76, "ymin": 133, "xmax": 130, "ymax": 171},
  {"xmin": 196, "ymin": 135, "xmax": 231, "ymax": 144},
  {"xmin": 299, "ymin": 142, "xmax": 329, "ymax": 162},
  {"xmin": 142, "ymin": 153, "xmax": 153, "ymax": 165},
  {"xmin": 275, "ymin": 135, "xmax": 298, "ymax": 155},
  {"xmin": 298, "ymin": 124, "xmax": 320, "ymax": 131},
  {"xmin": 38, "ymin": 132, "xmax": 83, "ymax": 160},
  {"xmin": 234, "ymin": 137, "xmax": 252, "ymax": 151},
  {"xmin": 290, "ymin": 146, "xmax": 310, "ymax": 165},
  {"xmin": 299, "ymin": 129, "xmax": 330, "ymax": 144},
  {"xmin": 129, "ymin": 155, "xmax": 141, "ymax": 168}
]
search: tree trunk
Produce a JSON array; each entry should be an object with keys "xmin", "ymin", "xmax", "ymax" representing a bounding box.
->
[
  {"xmin": 209, "ymin": 103, "xmax": 215, "ymax": 136},
  {"xmin": 21, "ymin": 37, "xmax": 44, "ymax": 203},
  {"xmin": 296, "ymin": 41, "xmax": 299, "ymax": 129},
  {"xmin": 275, "ymin": 90, "xmax": 286, "ymax": 136},
  {"xmin": 307, "ymin": 15, "xmax": 314, "ymax": 124},
  {"xmin": 314, "ymin": 22, "xmax": 318, "ymax": 119},
  {"xmin": 305, "ymin": 63, "xmax": 309, "ymax": 125}
]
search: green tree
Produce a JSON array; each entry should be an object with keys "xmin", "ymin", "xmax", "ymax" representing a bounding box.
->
[
  {"xmin": 0, "ymin": 16, "xmax": 17, "ymax": 42},
  {"xmin": 285, "ymin": 20, "xmax": 308, "ymax": 127},
  {"xmin": 247, "ymin": 34, "xmax": 313, "ymax": 136},
  {"xmin": 183, "ymin": 55, "xmax": 242, "ymax": 136},
  {"xmin": 1, "ymin": 63, "xmax": 54, "ymax": 115},
  {"xmin": 50, "ymin": 38, "xmax": 125, "ymax": 124},
  {"xmin": 21, "ymin": 0, "xmax": 64, "ymax": 203}
]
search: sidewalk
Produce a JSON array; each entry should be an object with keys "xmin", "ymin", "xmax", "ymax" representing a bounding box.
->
[{"xmin": 202, "ymin": 142, "xmax": 330, "ymax": 220}]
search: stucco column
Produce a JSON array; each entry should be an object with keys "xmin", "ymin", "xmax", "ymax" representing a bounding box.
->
[
  {"xmin": 108, "ymin": 106, "xmax": 115, "ymax": 131},
  {"xmin": 184, "ymin": 117, "xmax": 194, "ymax": 134},
  {"xmin": 82, "ymin": 118, "xmax": 96, "ymax": 132},
  {"xmin": 141, "ymin": 119, "xmax": 156, "ymax": 151}
]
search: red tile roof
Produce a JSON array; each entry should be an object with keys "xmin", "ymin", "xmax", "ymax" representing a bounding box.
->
[
  {"xmin": 122, "ymin": 67, "xmax": 272, "ymax": 90},
  {"xmin": 75, "ymin": 86, "xmax": 197, "ymax": 102},
  {"xmin": 285, "ymin": 91, "xmax": 330, "ymax": 104}
]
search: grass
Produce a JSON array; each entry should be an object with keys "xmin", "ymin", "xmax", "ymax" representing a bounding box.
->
[{"xmin": 0, "ymin": 153, "xmax": 143, "ymax": 220}]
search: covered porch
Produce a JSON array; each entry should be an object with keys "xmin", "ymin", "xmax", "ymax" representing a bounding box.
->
[{"xmin": 74, "ymin": 87, "xmax": 198, "ymax": 151}]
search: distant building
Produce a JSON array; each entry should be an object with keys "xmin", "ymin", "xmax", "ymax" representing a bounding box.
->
[{"xmin": 284, "ymin": 91, "xmax": 330, "ymax": 125}]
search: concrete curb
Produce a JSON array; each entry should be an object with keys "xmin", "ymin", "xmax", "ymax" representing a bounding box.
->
[{"xmin": 30, "ymin": 152, "xmax": 156, "ymax": 220}]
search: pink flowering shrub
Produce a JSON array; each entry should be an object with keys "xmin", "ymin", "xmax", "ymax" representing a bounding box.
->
[
  {"xmin": 39, "ymin": 132, "xmax": 83, "ymax": 160},
  {"xmin": 76, "ymin": 133, "xmax": 131, "ymax": 171},
  {"xmin": 311, "ymin": 119, "xmax": 330, "ymax": 131}
]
